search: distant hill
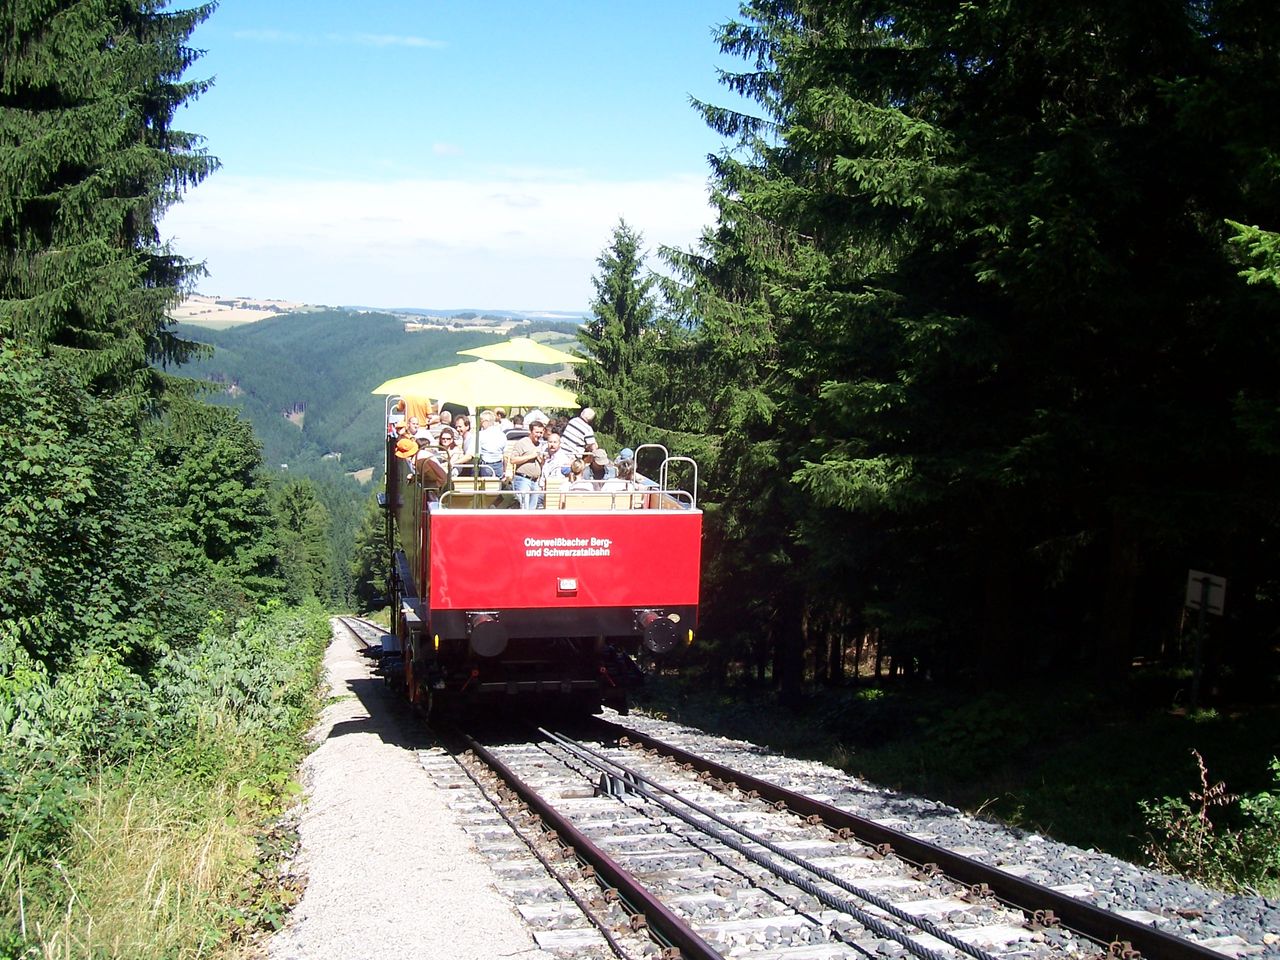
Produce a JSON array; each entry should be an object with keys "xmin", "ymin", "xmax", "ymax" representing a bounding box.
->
[{"xmin": 176, "ymin": 309, "xmax": 580, "ymax": 473}]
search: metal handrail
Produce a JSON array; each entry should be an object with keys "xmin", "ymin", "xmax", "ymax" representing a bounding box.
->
[
  {"xmin": 658, "ymin": 456, "xmax": 698, "ymax": 509},
  {"xmin": 437, "ymin": 485, "xmax": 695, "ymax": 511}
]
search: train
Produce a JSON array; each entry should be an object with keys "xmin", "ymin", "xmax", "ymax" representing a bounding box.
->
[{"xmin": 378, "ymin": 397, "xmax": 703, "ymax": 716}]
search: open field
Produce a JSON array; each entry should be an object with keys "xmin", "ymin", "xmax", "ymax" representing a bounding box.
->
[{"xmin": 170, "ymin": 293, "xmax": 314, "ymax": 327}]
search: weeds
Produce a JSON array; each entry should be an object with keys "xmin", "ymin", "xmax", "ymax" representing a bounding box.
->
[
  {"xmin": 0, "ymin": 602, "xmax": 331, "ymax": 958},
  {"xmin": 1143, "ymin": 751, "xmax": 1280, "ymax": 896}
]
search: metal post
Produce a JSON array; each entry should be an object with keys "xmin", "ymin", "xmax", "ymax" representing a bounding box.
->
[{"xmin": 1190, "ymin": 576, "xmax": 1210, "ymax": 712}]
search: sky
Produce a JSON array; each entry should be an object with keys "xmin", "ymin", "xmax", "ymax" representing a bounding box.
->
[{"xmin": 160, "ymin": 1, "xmax": 752, "ymax": 312}]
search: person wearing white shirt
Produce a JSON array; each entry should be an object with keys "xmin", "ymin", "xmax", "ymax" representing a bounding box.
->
[{"xmin": 476, "ymin": 410, "xmax": 507, "ymax": 477}]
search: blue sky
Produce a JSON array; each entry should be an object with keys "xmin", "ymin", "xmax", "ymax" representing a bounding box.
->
[{"xmin": 161, "ymin": 1, "xmax": 751, "ymax": 311}]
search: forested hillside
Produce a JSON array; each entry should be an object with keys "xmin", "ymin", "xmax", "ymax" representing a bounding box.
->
[{"xmin": 177, "ymin": 311, "xmax": 507, "ymax": 471}]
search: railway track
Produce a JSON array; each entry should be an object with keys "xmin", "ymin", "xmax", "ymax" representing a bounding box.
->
[
  {"xmin": 334, "ymin": 614, "xmax": 386, "ymax": 651},
  {"xmin": 423, "ymin": 722, "xmax": 1243, "ymax": 960},
  {"xmin": 325, "ymin": 619, "xmax": 1266, "ymax": 959}
]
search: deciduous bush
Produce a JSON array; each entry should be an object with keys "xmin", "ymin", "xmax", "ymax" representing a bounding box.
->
[{"xmin": 1143, "ymin": 751, "xmax": 1280, "ymax": 896}]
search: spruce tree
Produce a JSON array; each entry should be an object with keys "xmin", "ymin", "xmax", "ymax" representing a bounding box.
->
[
  {"xmin": 576, "ymin": 220, "xmax": 659, "ymax": 442},
  {"xmin": 678, "ymin": 0, "xmax": 1280, "ymax": 682},
  {"xmin": 0, "ymin": 0, "xmax": 217, "ymax": 414}
]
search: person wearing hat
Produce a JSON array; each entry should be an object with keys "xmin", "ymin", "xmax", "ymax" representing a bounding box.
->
[
  {"xmin": 586, "ymin": 447, "xmax": 615, "ymax": 489},
  {"xmin": 394, "ymin": 436, "xmax": 419, "ymax": 480}
]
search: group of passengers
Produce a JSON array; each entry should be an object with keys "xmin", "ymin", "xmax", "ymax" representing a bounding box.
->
[{"xmin": 390, "ymin": 405, "xmax": 645, "ymax": 509}]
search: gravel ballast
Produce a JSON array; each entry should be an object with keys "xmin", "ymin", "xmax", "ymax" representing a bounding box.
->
[
  {"xmin": 609, "ymin": 713, "xmax": 1280, "ymax": 959},
  {"xmin": 268, "ymin": 622, "xmax": 547, "ymax": 960}
]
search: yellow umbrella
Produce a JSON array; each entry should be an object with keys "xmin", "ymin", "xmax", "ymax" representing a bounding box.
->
[
  {"xmin": 371, "ymin": 358, "xmax": 578, "ymax": 409},
  {"xmin": 457, "ymin": 336, "xmax": 585, "ymax": 365}
]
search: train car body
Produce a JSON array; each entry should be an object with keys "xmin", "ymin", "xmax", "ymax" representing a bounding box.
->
[{"xmin": 383, "ymin": 430, "xmax": 702, "ymax": 715}]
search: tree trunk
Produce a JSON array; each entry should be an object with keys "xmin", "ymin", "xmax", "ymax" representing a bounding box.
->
[
  {"xmin": 827, "ymin": 620, "xmax": 844, "ymax": 685},
  {"xmin": 775, "ymin": 590, "xmax": 805, "ymax": 708},
  {"xmin": 1098, "ymin": 509, "xmax": 1141, "ymax": 678},
  {"xmin": 980, "ymin": 506, "xmax": 1017, "ymax": 683}
]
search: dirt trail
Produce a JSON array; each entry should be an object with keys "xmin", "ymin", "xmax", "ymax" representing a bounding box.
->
[{"xmin": 269, "ymin": 622, "xmax": 547, "ymax": 960}]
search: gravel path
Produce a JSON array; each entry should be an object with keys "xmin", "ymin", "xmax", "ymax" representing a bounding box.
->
[{"xmin": 268, "ymin": 622, "xmax": 548, "ymax": 960}]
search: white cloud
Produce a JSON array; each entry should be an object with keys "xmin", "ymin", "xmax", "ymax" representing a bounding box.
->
[
  {"xmin": 431, "ymin": 142, "xmax": 464, "ymax": 157},
  {"xmin": 233, "ymin": 29, "xmax": 444, "ymax": 49},
  {"xmin": 347, "ymin": 32, "xmax": 444, "ymax": 48},
  {"xmin": 161, "ymin": 173, "xmax": 714, "ymax": 310}
]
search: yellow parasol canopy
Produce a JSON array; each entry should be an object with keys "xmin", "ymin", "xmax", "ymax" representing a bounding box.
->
[
  {"xmin": 371, "ymin": 358, "xmax": 578, "ymax": 409},
  {"xmin": 457, "ymin": 336, "xmax": 585, "ymax": 365}
]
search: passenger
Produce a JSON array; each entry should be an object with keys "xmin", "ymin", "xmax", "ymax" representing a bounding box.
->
[
  {"xmin": 565, "ymin": 458, "xmax": 593, "ymax": 491},
  {"xmin": 494, "ymin": 407, "xmax": 514, "ymax": 432},
  {"xmin": 543, "ymin": 429, "xmax": 572, "ymax": 480},
  {"xmin": 603, "ymin": 457, "xmax": 636, "ymax": 490},
  {"xmin": 388, "ymin": 399, "xmax": 406, "ymax": 437},
  {"xmin": 399, "ymin": 415, "xmax": 421, "ymax": 440},
  {"xmin": 428, "ymin": 410, "xmax": 449, "ymax": 442},
  {"xmin": 586, "ymin": 448, "xmax": 616, "ymax": 489},
  {"xmin": 433, "ymin": 426, "xmax": 470, "ymax": 475},
  {"xmin": 524, "ymin": 408, "xmax": 549, "ymax": 429},
  {"xmin": 560, "ymin": 407, "xmax": 596, "ymax": 458},
  {"xmin": 619, "ymin": 447, "xmax": 658, "ymax": 491},
  {"xmin": 476, "ymin": 410, "xmax": 507, "ymax": 477},
  {"xmin": 394, "ymin": 436, "xmax": 419, "ymax": 479},
  {"xmin": 504, "ymin": 413, "xmax": 529, "ymax": 443},
  {"xmin": 508, "ymin": 420, "xmax": 546, "ymax": 509}
]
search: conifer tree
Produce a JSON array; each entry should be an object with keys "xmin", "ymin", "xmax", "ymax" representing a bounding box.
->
[
  {"xmin": 678, "ymin": 0, "xmax": 1280, "ymax": 682},
  {"xmin": 576, "ymin": 220, "xmax": 659, "ymax": 442},
  {"xmin": 0, "ymin": 0, "xmax": 218, "ymax": 415}
]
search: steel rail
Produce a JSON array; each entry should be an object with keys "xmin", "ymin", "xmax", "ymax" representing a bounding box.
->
[
  {"xmin": 596, "ymin": 720, "xmax": 1224, "ymax": 960},
  {"xmin": 451, "ymin": 745, "xmax": 632, "ymax": 960},
  {"xmin": 540, "ymin": 728, "xmax": 996, "ymax": 960},
  {"xmin": 461, "ymin": 733, "xmax": 725, "ymax": 960}
]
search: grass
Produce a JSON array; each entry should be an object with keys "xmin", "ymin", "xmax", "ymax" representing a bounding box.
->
[
  {"xmin": 0, "ymin": 603, "xmax": 330, "ymax": 959},
  {"xmin": 7, "ymin": 774, "xmax": 254, "ymax": 959},
  {"xmin": 634, "ymin": 671, "xmax": 1280, "ymax": 889}
]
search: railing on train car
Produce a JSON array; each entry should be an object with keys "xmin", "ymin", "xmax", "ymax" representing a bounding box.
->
[{"xmin": 437, "ymin": 485, "xmax": 696, "ymax": 511}]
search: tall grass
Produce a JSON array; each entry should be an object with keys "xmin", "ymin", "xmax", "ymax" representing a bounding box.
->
[
  {"xmin": 0, "ymin": 603, "xmax": 330, "ymax": 959},
  {"xmin": 7, "ymin": 775, "xmax": 253, "ymax": 959}
]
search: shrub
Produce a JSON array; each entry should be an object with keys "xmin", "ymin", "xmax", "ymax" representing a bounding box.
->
[{"xmin": 1143, "ymin": 750, "xmax": 1280, "ymax": 895}]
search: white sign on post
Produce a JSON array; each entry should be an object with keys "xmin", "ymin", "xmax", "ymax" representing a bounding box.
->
[{"xmin": 1185, "ymin": 570, "xmax": 1226, "ymax": 616}]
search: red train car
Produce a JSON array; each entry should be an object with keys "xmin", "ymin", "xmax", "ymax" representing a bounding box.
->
[{"xmin": 382, "ymin": 420, "xmax": 702, "ymax": 715}]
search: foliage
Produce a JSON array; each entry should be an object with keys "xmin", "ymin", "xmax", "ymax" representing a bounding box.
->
[
  {"xmin": 0, "ymin": 345, "xmax": 174, "ymax": 668},
  {"xmin": 271, "ymin": 479, "xmax": 334, "ymax": 606},
  {"xmin": 350, "ymin": 494, "xmax": 390, "ymax": 613},
  {"xmin": 654, "ymin": 0, "xmax": 1280, "ymax": 690},
  {"xmin": 1143, "ymin": 752, "xmax": 1280, "ymax": 895},
  {"xmin": 0, "ymin": 603, "xmax": 331, "ymax": 958},
  {"xmin": 0, "ymin": 0, "xmax": 218, "ymax": 416},
  {"xmin": 147, "ymin": 399, "xmax": 282, "ymax": 613}
]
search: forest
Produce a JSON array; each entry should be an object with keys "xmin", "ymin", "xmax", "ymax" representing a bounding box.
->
[
  {"xmin": 568, "ymin": 2, "xmax": 1280, "ymax": 697},
  {"xmin": 0, "ymin": 3, "xmax": 341, "ymax": 954}
]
